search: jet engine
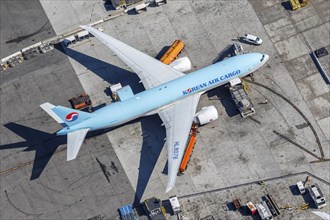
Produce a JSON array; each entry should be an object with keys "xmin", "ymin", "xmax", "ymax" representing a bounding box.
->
[
  {"xmin": 194, "ymin": 106, "xmax": 219, "ymax": 125},
  {"xmin": 169, "ymin": 57, "xmax": 192, "ymax": 72}
]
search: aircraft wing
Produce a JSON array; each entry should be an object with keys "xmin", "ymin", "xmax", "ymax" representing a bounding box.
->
[
  {"xmin": 158, "ymin": 93, "xmax": 202, "ymax": 192},
  {"xmin": 81, "ymin": 25, "xmax": 185, "ymax": 90}
]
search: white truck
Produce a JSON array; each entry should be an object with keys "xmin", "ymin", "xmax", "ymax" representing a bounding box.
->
[
  {"xmin": 256, "ymin": 202, "xmax": 273, "ymax": 220},
  {"xmin": 169, "ymin": 196, "xmax": 181, "ymax": 214},
  {"xmin": 309, "ymin": 184, "xmax": 326, "ymax": 209},
  {"xmin": 229, "ymin": 78, "xmax": 255, "ymax": 118},
  {"xmin": 297, "ymin": 181, "xmax": 306, "ymax": 194},
  {"xmin": 243, "ymin": 34, "xmax": 263, "ymax": 45}
]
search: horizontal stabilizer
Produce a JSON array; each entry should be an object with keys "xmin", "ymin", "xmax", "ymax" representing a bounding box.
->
[{"xmin": 67, "ymin": 128, "xmax": 90, "ymax": 161}]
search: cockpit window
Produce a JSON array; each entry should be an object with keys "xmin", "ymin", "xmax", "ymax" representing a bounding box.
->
[{"xmin": 260, "ymin": 54, "xmax": 265, "ymax": 62}]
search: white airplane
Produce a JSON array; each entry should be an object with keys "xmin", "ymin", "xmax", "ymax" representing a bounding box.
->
[{"xmin": 41, "ymin": 25, "xmax": 269, "ymax": 192}]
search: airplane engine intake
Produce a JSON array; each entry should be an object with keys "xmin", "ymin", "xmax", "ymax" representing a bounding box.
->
[
  {"xmin": 194, "ymin": 106, "xmax": 219, "ymax": 125},
  {"xmin": 169, "ymin": 57, "xmax": 192, "ymax": 72}
]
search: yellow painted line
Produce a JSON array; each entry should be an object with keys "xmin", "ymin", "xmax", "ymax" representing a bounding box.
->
[{"xmin": 0, "ymin": 148, "xmax": 66, "ymax": 176}]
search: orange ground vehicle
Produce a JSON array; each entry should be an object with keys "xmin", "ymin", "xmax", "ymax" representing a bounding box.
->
[
  {"xmin": 160, "ymin": 40, "xmax": 184, "ymax": 64},
  {"xmin": 179, "ymin": 123, "xmax": 198, "ymax": 173},
  {"xmin": 246, "ymin": 202, "xmax": 257, "ymax": 215},
  {"xmin": 69, "ymin": 93, "xmax": 92, "ymax": 111}
]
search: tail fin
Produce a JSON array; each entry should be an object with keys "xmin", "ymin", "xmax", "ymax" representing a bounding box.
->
[
  {"xmin": 40, "ymin": 102, "xmax": 93, "ymax": 127},
  {"xmin": 41, "ymin": 102, "xmax": 93, "ymax": 161}
]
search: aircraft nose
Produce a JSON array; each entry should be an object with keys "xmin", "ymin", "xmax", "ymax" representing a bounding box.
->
[{"xmin": 261, "ymin": 54, "xmax": 269, "ymax": 63}]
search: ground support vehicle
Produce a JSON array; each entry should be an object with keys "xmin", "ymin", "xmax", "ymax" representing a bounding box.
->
[
  {"xmin": 179, "ymin": 123, "xmax": 198, "ymax": 173},
  {"xmin": 290, "ymin": 0, "xmax": 309, "ymax": 11},
  {"xmin": 169, "ymin": 196, "xmax": 181, "ymax": 214},
  {"xmin": 242, "ymin": 34, "xmax": 262, "ymax": 45},
  {"xmin": 233, "ymin": 43, "xmax": 244, "ymax": 56},
  {"xmin": 315, "ymin": 47, "xmax": 328, "ymax": 58},
  {"xmin": 246, "ymin": 202, "xmax": 257, "ymax": 215},
  {"xmin": 154, "ymin": 0, "xmax": 167, "ymax": 6},
  {"xmin": 257, "ymin": 202, "xmax": 273, "ymax": 220},
  {"xmin": 143, "ymin": 197, "xmax": 166, "ymax": 220},
  {"xmin": 233, "ymin": 199, "xmax": 242, "ymax": 210},
  {"xmin": 160, "ymin": 40, "xmax": 184, "ymax": 65},
  {"xmin": 118, "ymin": 204, "xmax": 138, "ymax": 220},
  {"xmin": 22, "ymin": 48, "xmax": 39, "ymax": 60},
  {"xmin": 266, "ymin": 194, "xmax": 280, "ymax": 216},
  {"xmin": 110, "ymin": 83, "xmax": 123, "ymax": 101},
  {"xmin": 297, "ymin": 181, "xmax": 306, "ymax": 194},
  {"xmin": 309, "ymin": 184, "xmax": 326, "ymax": 209},
  {"xmin": 0, "ymin": 62, "xmax": 8, "ymax": 72},
  {"xmin": 134, "ymin": 3, "xmax": 147, "ymax": 14},
  {"xmin": 69, "ymin": 93, "xmax": 92, "ymax": 111},
  {"xmin": 229, "ymin": 78, "xmax": 255, "ymax": 117},
  {"xmin": 39, "ymin": 43, "xmax": 54, "ymax": 53}
]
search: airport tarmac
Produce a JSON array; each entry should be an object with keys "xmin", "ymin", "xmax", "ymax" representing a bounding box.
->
[
  {"xmin": 0, "ymin": 1, "xmax": 135, "ymax": 219},
  {"xmin": 1, "ymin": 0, "xmax": 330, "ymax": 219},
  {"xmin": 0, "ymin": 0, "xmax": 54, "ymax": 58},
  {"xmin": 178, "ymin": 173, "xmax": 330, "ymax": 219}
]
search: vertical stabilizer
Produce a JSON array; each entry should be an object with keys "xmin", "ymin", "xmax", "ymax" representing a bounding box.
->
[
  {"xmin": 40, "ymin": 103, "xmax": 64, "ymax": 124},
  {"xmin": 40, "ymin": 102, "xmax": 93, "ymax": 127}
]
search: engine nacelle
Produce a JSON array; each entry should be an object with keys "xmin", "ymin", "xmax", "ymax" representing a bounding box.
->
[
  {"xmin": 169, "ymin": 57, "xmax": 192, "ymax": 72},
  {"xmin": 194, "ymin": 106, "xmax": 218, "ymax": 125}
]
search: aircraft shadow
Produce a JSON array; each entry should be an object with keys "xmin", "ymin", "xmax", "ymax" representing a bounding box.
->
[
  {"xmin": 134, "ymin": 115, "xmax": 166, "ymax": 205},
  {"xmin": 207, "ymin": 86, "xmax": 239, "ymax": 117},
  {"xmin": 1, "ymin": 122, "xmax": 65, "ymax": 180},
  {"xmin": 56, "ymin": 43, "xmax": 144, "ymax": 95},
  {"xmin": 1, "ymin": 117, "xmax": 158, "ymax": 177},
  {"xmin": 155, "ymin": 46, "xmax": 170, "ymax": 60},
  {"xmin": 0, "ymin": 122, "xmax": 116, "ymax": 180},
  {"xmin": 212, "ymin": 44, "xmax": 234, "ymax": 64},
  {"xmin": 56, "ymin": 43, "xmax": 166, "ymax": 204}
]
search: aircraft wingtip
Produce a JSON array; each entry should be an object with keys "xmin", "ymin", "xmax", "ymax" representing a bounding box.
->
[
  {"xmin": 165, "ymin": 185, "xmax": 173, "ymax": 193},
  {"xmin": 40, "ymin": 102, "xmax": 55, "ymax": 110}
]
